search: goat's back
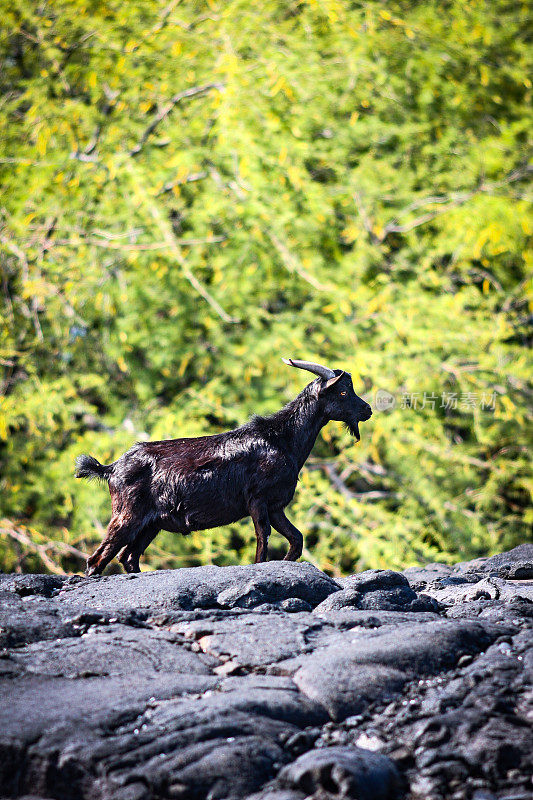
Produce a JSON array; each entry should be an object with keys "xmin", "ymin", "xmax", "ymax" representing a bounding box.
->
[{"xmin": 107, "ymin": 431, "xmax": 297, "ymax": 532}]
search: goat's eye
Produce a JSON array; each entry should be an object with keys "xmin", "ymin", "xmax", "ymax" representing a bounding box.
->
[{"xmin": 340, "ymin": 391, "xmax": 347, "ymax": 396}]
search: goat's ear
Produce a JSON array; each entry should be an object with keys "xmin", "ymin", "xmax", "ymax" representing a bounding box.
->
[{"xmin": 319, "ymin": 371, "xmax": 345, "ymax": 393}]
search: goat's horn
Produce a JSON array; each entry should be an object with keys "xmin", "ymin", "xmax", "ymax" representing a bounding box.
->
[{"xmin": 282, "ymin": 358, "xmax": 336, "ymax": 380}]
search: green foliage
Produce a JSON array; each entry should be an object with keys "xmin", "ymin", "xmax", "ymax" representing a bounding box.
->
[{"xmin": 1, "ymin": 0, "xmax": 531, "ymax": 575}]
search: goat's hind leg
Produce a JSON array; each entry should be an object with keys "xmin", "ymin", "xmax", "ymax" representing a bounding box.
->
[
  {"xmin": 269, "ymin": 507, "xmax": 303, "ymax": 561},
  {"xmin": 86, "ymin": 514, "xmax": 144, "ymax": 577},
  {"xmin": 117, "ymin": 543, "xmax": 140, "ymax": 574},
  {"xmin": 118, "ymin": 524, "xmax": 160, "ymax": 574}
]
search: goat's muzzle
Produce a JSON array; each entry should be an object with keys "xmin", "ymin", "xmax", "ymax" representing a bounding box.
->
[
  {"xmin": 359, "ymin": 404, "xmax": 372, "ymax": 421},
  {"xmin": 347, "ymin": 404, "xmax": 372, "ymax": 441}
]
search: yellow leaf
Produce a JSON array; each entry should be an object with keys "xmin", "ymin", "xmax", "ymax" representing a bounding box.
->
[
  {"xmin": 501, "ymin": 395, "xmax": 515, "ymax": 413},
  {"xmin": 520, "ymin": 217, "xmax": 531, "ymax": 235},
  {"xmin": 270, "ymin": 76, "xmax": 285, "ymax": 96},
  {"xmin": 36, "ymin": 131, "xmax": 47, "ymax": 156},
  {"xmin": 473, "ymin": 229, "xmax": 489, "ymax": 259},
  {"xmin": 342, "ymin": 223, "xmax": 359, "ymax": 243},
  {"xmin": 339, "ymin": 299, "xmax": 352, "ymax": 316},
  {"xmin": 367, "ymin": 294, "xmax": 384, "ymax": 313},
  {"xmin": 88, "ymin": 72, "xmax": 97, "ymax": 89}
]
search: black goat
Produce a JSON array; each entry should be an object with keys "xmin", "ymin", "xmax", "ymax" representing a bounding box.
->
[{"xmin": 76, "ymin": 359, "xmax": 372, "ymax": 576}]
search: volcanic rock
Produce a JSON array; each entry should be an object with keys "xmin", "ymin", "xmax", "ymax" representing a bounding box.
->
[{"xmin": 0, "ymin": 548, "xmax": 531, "ymax": 799}]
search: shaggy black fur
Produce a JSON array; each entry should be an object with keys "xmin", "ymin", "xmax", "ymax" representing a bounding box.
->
[{"xmin": 76, "ymin": 369, "xmax": 371, "ymax": 576}]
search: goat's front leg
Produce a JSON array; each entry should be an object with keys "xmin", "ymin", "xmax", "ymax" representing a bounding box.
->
[
  {"xmin": 249, "ymin": 502, "xmax": 271, "ymax": 563},
  {"xmin": 269, "ymin": 507, "xmax": 303, "ymax": 561}
]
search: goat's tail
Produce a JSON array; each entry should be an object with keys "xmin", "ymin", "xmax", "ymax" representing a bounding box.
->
[{"xmin": 75, "ymin": 454, "xmax": 113, "ymax": 482}]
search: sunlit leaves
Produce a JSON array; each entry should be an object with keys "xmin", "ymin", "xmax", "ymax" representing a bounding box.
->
[{"xmin": 0, "ymin": 0, "xmax": 531, "ymax": 575}]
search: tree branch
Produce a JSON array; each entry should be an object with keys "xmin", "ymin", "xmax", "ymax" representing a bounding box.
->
[
  {"xmin": 355, "ymin": 165, "xmax": 533, "ymax": 243},
  {"xmin": 204, "ymin": 164, "xmax": 333, "ymax": 293},
  {"xmin": 53, "ymin": 235, "xmax": 225, "ymax": 250},
  {"xmin": 353, "ymin": 190, "xmax": 380, "ymax": 245},
  {"xmin": 151, "ymin": 0, "xmax": 182, "ymax": 34},
  {"xmin": 0, "ymin": 236, "xmax": 44, "ymax": 341},
  {"xmin": 130, "ymin": 83, "xmax": 224, "ymax": 156},
  {"xmin": 0, "ymin": 523, "xmax": 88, "ymax": 574},
  {"xmin": 157, "ymin": 171, "xmax": 208, "ymax": 196},
  {"xmin": 266, "ymin": 230, "xmax": 331, "ymax": 291},
  {"xmin": 308, "ymin": 462, "xmax": 397, "ymax": 501},
  {"xmin": 125, "ymin": 165, "xmax": 239, "ymax": 322}
]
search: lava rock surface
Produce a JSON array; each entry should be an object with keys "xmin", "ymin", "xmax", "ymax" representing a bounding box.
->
[{"xmin": 0, "ymin": 545, "xmax": 531, "ymax": 799}]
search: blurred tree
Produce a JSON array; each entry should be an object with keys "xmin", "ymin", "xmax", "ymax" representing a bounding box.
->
[{"xmin": 0, "ymin": 0, "xmax": 531, "ymax": 575}]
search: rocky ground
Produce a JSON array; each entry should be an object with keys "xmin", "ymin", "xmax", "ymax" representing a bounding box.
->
[{"xmin": 0, "ymin": 544, "xmax": 532, "ymax": 800}]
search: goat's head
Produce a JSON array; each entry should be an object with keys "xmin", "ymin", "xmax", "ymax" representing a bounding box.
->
[{"xmin": 283, "ymin": 358, "xmax": 372, "ymax": 441}]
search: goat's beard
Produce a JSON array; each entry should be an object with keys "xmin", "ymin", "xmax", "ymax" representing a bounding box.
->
[{"xmin": 344, "ymin": 420, "xmax": 361, "ymax": 441}]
